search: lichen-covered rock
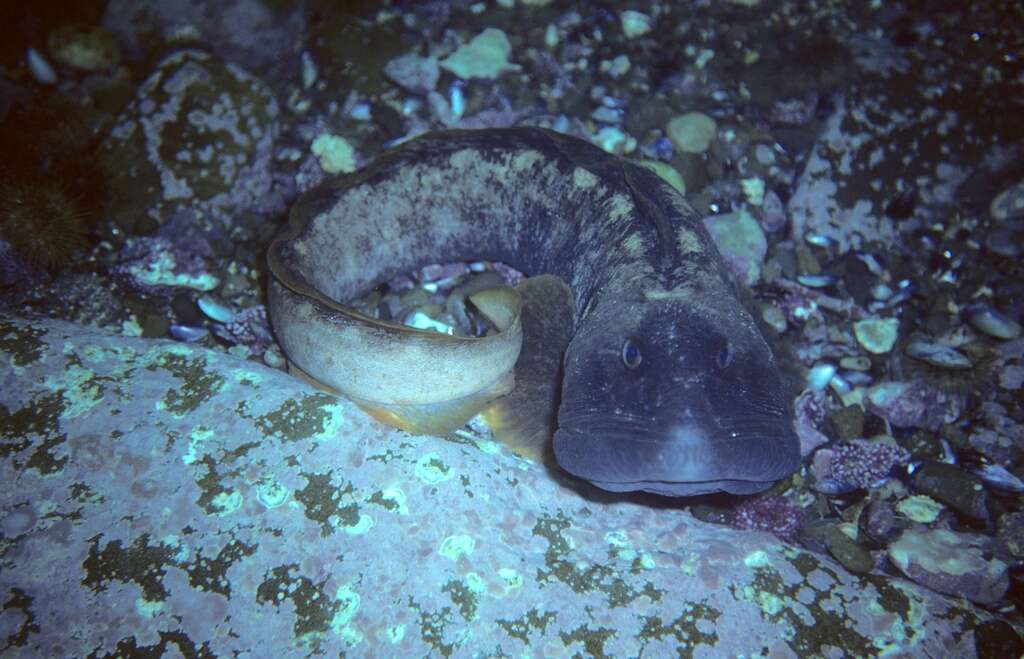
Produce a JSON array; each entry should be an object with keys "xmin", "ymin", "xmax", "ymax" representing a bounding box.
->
[
  {"xmin": 100, "ymin": 49, "xmax": 279, "ymax": 234},
  {"xmin": 888, "ymin": 528, "xmax": 1009, "ymax": 605},
  {"xmin": 0, "ymin": 313, "xmax": 990, "ymax": 656}
]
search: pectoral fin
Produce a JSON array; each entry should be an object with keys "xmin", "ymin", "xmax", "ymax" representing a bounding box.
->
[{"xmin": 483, "ymin": 275, "xmax": 576, "ymax": 464}]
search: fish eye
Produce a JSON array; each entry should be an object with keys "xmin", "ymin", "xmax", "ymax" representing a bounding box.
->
[
  {"xmin": 621, "ymin": 338, "xmax": 642, "ymax": 369},
  {"xmin": 716, "ymin": 344, "xmax": 734, "ymax": 369}
]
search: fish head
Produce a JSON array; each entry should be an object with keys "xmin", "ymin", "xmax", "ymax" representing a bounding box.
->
[{"xmin": 552, "ymin": 292, "xmax": 800, "ymax": 497}]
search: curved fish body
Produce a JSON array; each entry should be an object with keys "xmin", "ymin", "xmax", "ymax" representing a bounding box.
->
[{"xmin": 268, "ymin": 127, "xmax": 800, "ymax": 496}]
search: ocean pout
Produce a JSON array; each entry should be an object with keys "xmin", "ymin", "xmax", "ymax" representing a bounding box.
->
[{"xmin": 267, "ymin": 127, "xmax": 800, "ymax": 496}]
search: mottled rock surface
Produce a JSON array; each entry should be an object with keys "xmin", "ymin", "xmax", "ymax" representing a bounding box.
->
[
  {"xmin": 0, "ymin": 314, "xmax": 989, "ymax": 656},
  {"xmin": 100, "ymin": 49, "xmax": 279, "ymax": 234}
]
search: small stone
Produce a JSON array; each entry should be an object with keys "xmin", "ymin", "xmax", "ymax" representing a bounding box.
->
[
  {"xmin": 807, "ymin": 363, "xmax": 837, "ymax": 391},
  {"xmin": 840, "ymin": 356, "xmax": 871, "ymax": 371},
  {"xmin": 263, "ymin": 347, "xmax": 285, "ymax": 369},
  {"xmin": 593, "ymin": 126, "xmax": 634, "ymax": 154},
  {"xmin": 824, "ymin": 404, "xmax": 864, "ymax": 440},
  {"xmin": 620, "ymin": 10, "xmax": 652, "ymax": 38},
  {"xmin": 990, "ymin": 180, "xmax": 1024, "ymax": 222},
  {"xmin": 440, "ymin": 28, "xmax": 516, "ymax": 80},
  {"xmin": 311, "ymin": 134, "xmax": 357, "ymax": 174},
  {"xmin": 759, "ymin": 190, "xmax": 786, "ymax": 232},
  {"xmin": 591, "ymin": 106, "xmax": 622, "ymax": 124},
  {"xmin": 904, "ymin": 340, "xmax": 972, "ymax": 369},
  {"xmin": 741, "ymin": 177, "xmax": 765, "ymax": 205},
  {"xmin": 888, "ymin": 528, "xmax": 1008, "ymax": 604},
  {"xmin": 384, "ymin": 53, "xmax": 440, "ymax": 94},
  {"xmin": 911, "ymin": 462, "xmax": 989, "ymax": 524},
  {"xmin": 858, "ymin": 497, "xmax": 909, "ymax": 548},
  {"xmin": 853, "ymin": 317, "xmax": 899, "ymax": 354},
  {"xmin": 824, "ymin": 524, "xmax": 874, "ymax": 575},
  {"xmin": 666, "ymin": 112, "xmax": 717, "ymax": 154},
  {"xmin": 48, "ymin": 24, "xmax": 120, "ymax": 72},
  {"xmin": 895, "ymin": 495, "xmax": 943, "ymax": 523},
  {"xmin": 702, "ymin": 209, "xmax": 767, "ymax": 286},
  {"xmin": 964, "ymin": 303, "xmax": 1022, "ymax": 340}
]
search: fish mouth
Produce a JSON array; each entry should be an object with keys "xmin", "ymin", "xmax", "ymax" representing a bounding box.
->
[{"xmin": 552, "ymin": 419, "xmax": 800, "ymax": 497}]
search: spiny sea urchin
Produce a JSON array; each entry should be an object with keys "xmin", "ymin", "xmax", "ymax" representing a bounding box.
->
[{"xmin": 0, "ymin": 179, "xmax": 89, "ymax": 270}]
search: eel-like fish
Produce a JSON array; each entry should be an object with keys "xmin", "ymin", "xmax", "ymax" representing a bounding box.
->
[{"xmin": 267, "ymin": 127, "xmax": 800, "ymax": 496}]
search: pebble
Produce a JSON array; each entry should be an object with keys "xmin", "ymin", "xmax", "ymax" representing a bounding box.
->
[
  {"xmin": 263, "ymin": 347, "xmax": 285, "ymax": 369},
  {"xmin": 620, "ymin": 10, "xmax": 652, "ymax": 38},
  {"xmin": 858, "ymin": 497, "xmax": 909, "ymax": 547},
  {"xmin": 702, "ymin": 209, "xmax": 767, "ymax": 286},
  {"xmin": 807, "ymin": 363, "xmax": 837, "ymax": 391},
  {"xmin": 825, "ymin": 526, "xmax": 874, "ymax": 575},
  {"xmin": 888, "ymin": 528, "xmax": 1008, "ymax": 604},
  {"xmin": 592, "ymin": 105, "xmax": 622, "ymax": 124},
  {"xmin": 839, "ymin": 356, "xmax": 871, "ymax": 371},
  {"xmin": 964, "ymin": 303, "xmax": 1022, "ymax": 340},
  {"xmin": 759, "ymin": 189, "xmax": 786, "ymax": 232},
  {"xmin": 666, "ymin": 112, "xmax": 717, "ymax": 154},
  {"xmin": 911, "ymin": 462, "xmax": 989, "ymax": 524},
  {"xmin": 990, "ymin": 180, "xmax": 1024, "ymax": 221},
  {"xmin": 904, "ymin": 340, "xmax": 972, "ymax": 369},
  {"xmin": 47, "ymin": 24, "xmax": 120, "ymax": 72},
  {"xmin": 895, "ymin": 495, "xmax": 943, "ymax": 523},
  {"xmin": 439, "ymin": 28, "xmax": 515, "ymax": 80},
  {"xmin": 853, "ymin": 317, "xmax": 900, "ymax": 354}
]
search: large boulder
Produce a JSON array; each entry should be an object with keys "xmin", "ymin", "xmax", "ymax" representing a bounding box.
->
[{"xmin": 0, "ymin": 314, "xmax": 987, "ymax": 656}]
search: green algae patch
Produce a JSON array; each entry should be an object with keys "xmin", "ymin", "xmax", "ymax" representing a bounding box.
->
[
  {"xmin": 496, "ymin": 608, "xmax": 557, "ymax": 644},
  {"xmin": 533, "ymin": 512, "xmax": 663, "ymax": 607},
  {"xmin": 442, "ymin": 578, "xmax": 479, "ymax": 621},
  {"xmin": 636, "ymin": 602, "xmax": 721, "ymax": 654},
  {"xmin": 415, "ymin": 452, "xmax": 454, "ymax": 484},
  {"xmin": 0, "ymin": 390, "xmax": 68, "ymax": 473},
  {"xmin": 409, "ymin": 598, "xmax": 459, "ymax": 657},
  {"xmin": 148, "ymin": 349, "xmax": 225, "ymax": 416},
  {"xmin": 0, "ymin": 318, "xmax": 47, "ymax": 369},
  {"xmin": 735, "ymin": 549, "xmax": 879, "ymax": 657},
  {"xmin": 294, "ymin": 472, "xmax": 360, "ymax": 536},
  {"xmin": 440, "ymin": 534, "xmax": 476, "ymax": 561},
  {"xmin": 83, "ymin": 534, "xmax": 177, "ymax": 602},
  {"xmin": 256, "ymin": 563, "xmax": 345, "ymax": 654},
  {"xmin": 560, "ymin": 624, "xmax": 616, "ymax": 658},
  {"xmin": 368, "ymin": 486, "xmax": 408, "ymax": 514},
  {"xmin": 248, "ymin": 392, "xmax": 344, "ymax": 442}
]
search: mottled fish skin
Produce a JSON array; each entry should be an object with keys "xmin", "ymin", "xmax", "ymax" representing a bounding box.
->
[{"xmin": 268, "ymin": 127, "xmax": 800, "ymax": 496}]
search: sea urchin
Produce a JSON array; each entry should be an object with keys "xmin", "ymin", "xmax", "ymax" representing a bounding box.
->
[{"xmin": 0, "ymin": 178, "xmax": 89, "ymax": 270}]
